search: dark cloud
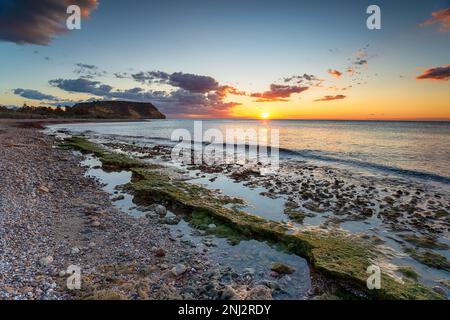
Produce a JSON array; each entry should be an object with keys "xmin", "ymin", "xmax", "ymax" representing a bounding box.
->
[
  {"xmin": 169, "ymin": 72, "xmax": 219, "ymax": 93},
  {"xmin": 416, "ymin": 65, "xmax": 450, "ymax": 81},
  {"xmin": 314, "ymin": 94, "xmax": 346, "ymax": 102},
  {"xmin": 114, "ymin": 72, "xmax": 129, "ymax": 79},
  {"xmin": 353, "ymin": 58, "xmax": 368, "ymax": 66},
  {"xmin": 328, "ymin": 69, "xmax": 343, "ymax": 78},
  {"xmin": 75, "ymin": 63, "xmax": 97, "ymax": 69},
  {"xmin": 250, "ymin": 84, "xmax": 308, "ymax": 102},
  {"xmin": 113, "ymin": 72, "xmax": 127, "ymax": 79},
  {"xmin": 50, "ymin": 78, "xmax": 112, "ymax": 96},
  {"xmin": 74, "ymin": 63, "xmax": 106, "ymax": 79},
  {"xmin": 131, "ymin": 71, "xmax": 219, "ymax": 93},
  {"xmin": 13, "ymin": 88, "xmax": 58, "ymax": 101},
  {"xmin": 0, "ymin": 0, "xmax": 99, "ymax": 45},
  {"xmin": 283, "ymin": 73, "xmax": 320, "ymax": 85},
  {"xmin": 421, "ymin": 7, "xmax": 450, "ymax": 32},
  {"xmin": 49, "ymin": 77, "xmax": 240, "ymax": 116},
  {"xmin": 131, "ymin": 71, "xmax": 170, "ymax": 84}
]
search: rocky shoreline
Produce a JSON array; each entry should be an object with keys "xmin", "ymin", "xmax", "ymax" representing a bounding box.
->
[
  {"xmin": 0, "ymin": 121, "xmax": 279, "ymax": 300},
  {"xmin": 1, "ymin": 120, "xmax": 448, "ymax": 300}
]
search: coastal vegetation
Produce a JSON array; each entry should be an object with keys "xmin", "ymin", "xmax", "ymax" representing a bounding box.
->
[
  {"xmin": 0, "ymin": 101, "xmax": 165, "ymax": 120},
  {"xmin": 62, "ymin": 135, "xmax": 444, "ymax": 300}
]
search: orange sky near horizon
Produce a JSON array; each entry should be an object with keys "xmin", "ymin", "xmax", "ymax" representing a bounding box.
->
[{"xmin": 222, "ymin": 79, "xmax": 450, "ymax": 121}]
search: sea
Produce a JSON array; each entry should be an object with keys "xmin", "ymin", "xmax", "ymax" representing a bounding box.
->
[{"xmin": 49, "ymin": 119, "xmax": 450, "ymax": 186}]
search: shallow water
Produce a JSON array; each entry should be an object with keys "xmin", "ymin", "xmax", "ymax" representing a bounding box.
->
[
  {"xmin": 78, "ymin": 152, "xmax": 312, "ymax": 299},
  {"xmin": 48, "ymin": 119, "xmax": 450, "ymax": 185},
  {"xmin": 49, "ymin": 124, "xmax": 450, "ymax": 297}
]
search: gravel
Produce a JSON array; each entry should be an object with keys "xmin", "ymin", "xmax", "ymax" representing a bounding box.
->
[{"xmin": 0, "ymin": 121, "xmax": 270, "ymax": 300}]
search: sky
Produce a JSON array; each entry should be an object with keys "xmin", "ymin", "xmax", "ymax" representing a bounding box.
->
[{"xmin": 0, "ymin": 0, "xmax": 449, "ymax": 120}]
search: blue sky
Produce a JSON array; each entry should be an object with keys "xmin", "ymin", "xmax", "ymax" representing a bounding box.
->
[{"xmin": 0, "ymin": 0, "xmax": 449, "ymax": 119}]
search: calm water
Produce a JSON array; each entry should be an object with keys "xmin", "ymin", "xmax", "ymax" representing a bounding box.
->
[{"xmin": 49, "ymin": 119, "xmax": 450, "ymax": 184}]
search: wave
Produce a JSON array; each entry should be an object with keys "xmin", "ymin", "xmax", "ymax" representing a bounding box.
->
[
  {"xmin": 97, "ymin": 133, "xmax": 450, "ymax": 185},
  {"xmin": 278, "ymin": 147, "xmax": 450, "ymax": 185}
]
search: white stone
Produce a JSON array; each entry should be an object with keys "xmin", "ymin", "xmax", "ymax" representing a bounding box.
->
[
  {"xmin": 171, "ymin": 263, "xmax": 187, "ymax": 276},
  {"xmin": 39, "ymin": 256, "xmax": 54, "ymax": 267}
]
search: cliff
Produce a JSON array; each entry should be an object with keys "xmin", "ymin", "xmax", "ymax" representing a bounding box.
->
[{"xmin": 69, "ymin": 101, "xmax": 166, "ymax": 119}]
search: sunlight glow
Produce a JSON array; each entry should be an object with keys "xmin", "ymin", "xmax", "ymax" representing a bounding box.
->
[{"xmin": 260, "ymin": 112, "xmax": 270, "ymax": 119}]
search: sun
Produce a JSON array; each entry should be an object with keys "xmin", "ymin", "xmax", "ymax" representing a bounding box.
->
[{"xmin": 260, "ymin": 112, "xmax": 270, "ymax": 119}]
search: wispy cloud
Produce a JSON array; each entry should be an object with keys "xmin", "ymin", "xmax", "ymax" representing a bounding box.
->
[
  {"xmin": 74, "ymin": 63, "xmax": 107, "ymax": 79},
  {"xmin": 0, "ymin": 0, "xmax": 99, "ymax": 45},
  {"xmin": 328, "ymin": 69, "xmax": 343, "ymax": 79},
  {"xmin": 314, "ymin": 94, "xmax": 346, "ymax": 102},
  {"xmin": 421, "ymin": 7, "xmax": 450, "ymax": 32},
  {"xmin": 250, "ymin": 84, "xmax": 309, "ymax": 102},
  {"xmin": 13, "ymin": 88, "xmax": 58, "ymax": 101},
  {"xmin": 48, "ymin": 77, "xmax": 241, "ymax": 117}
]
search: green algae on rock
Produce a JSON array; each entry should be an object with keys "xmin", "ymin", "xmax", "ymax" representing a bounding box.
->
[
  {"xmin": 398, "ymin": 266, "xmax": 419, "ymax": 281},
  {"xmin": 271, "ymin": 262, "xmax": 296, "ymax": 274},
  {"xmin": 400, "ymin": 234, "xmax": 449, "ymax": 250},
  {"xmin": 405, "ymin": 248, "xmax": 450, "ymax": 272},
  {"xmin": 61, "ymin": 136, "xmax": 155, "ymax": 171},
  {"xmin": 62, "ymin": 136, "xmax": 444, "ymax": 300}
]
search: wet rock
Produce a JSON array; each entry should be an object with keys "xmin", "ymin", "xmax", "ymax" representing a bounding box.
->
[
  {"xmin": 243, "ymin": 267, "xmax": 255, "ymax": 275},
  {"xmin": 154, "ymin": 205, "xmax": 167, "ymax": 216},
  {"xmin": 111, "ymin": 195, "xmax": 125, "ymax": 201},
  {"xmin": 432, "ymin": 286, "xmax": 447, "ymax": 298},
  {"xmin": 220, "ymin": 286, "xmax": 238, "ymax": 300},
  {"xmin": 271, "ymin": 262, "xmax": 295, "ymax": 275},
  {"xmin": 246, "ymin": 285, "xmax": 273, "ymax": 300},
  {"xmin": 259, "ymin": 280, "xmax": 281, "ymax": 291},
  {"xmin": 162, "ymin": 212, "xmax": 180, "ymax": 225}
]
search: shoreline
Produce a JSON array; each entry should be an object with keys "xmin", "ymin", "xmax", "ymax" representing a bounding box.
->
[
  {"xmin": 0, "ymin": 120, "xmax": 281, "ymax": 300},
  {"xmin": 56, "ymin": 131, "xmax": 447, "ymax": 299},
  {"xmin": 1, "ymin": 119, "xmax": 448, "ymax": 300}
]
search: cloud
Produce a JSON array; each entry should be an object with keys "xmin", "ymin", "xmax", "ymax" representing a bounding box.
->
[
  {"xmin": 328, "ymin": 69, "xmax": 343, "ymax": 78},
  {"xmin": 421, "ymin": 7, "xmax": 450, "ymax": 32},
  {"xmin": 283, "ymin": 74, "xmax": 321, "ymax": 85},
  {"xmin": 131, "ymin": 71, "xmax": 170, "ymax": 84},
  {"xmin": 250, "ymin": 84, "xmax": 309, "ymax": 102},
  {"xmin": 353, "ymin": 58, "xmax": 368, "ymax": 66},
  {"xmin": 416, "ymin": 65, "xmax": 450, "ymax": 81},
  {"xmin": 50, "ymin": 78, "xmax": 112, "ymax": 96},
  {"xmin": 49, "ymin": 77, "xmax": 241, "ymax": 116},
  {"xmin": 0, "ymin": 0, "xmax": 99, "ymax": 45},
  {"xmin": 13, "ymin": 88, "xmax": 58, "ymax": 101},
  {"xmin": 114, "ymin": 72, "xmax": 129, "ymax": 79},
  {"xmin": 169, "ymin": 72, "xmax": 219, "ymax": 93},
  {"xmin": 75, "ymin": 63, "xmax": 97, "ymax": 69},
  {"xmin": 131, "ymin": 71, "xmax": 219, "ymax": 93},
  {"xmin": 74, "ymin": 63, "xmax": 106, "ymax": 79},
  {"xmin": 314, "ymin": 94, "xmax": 346, "ymax": 102}
]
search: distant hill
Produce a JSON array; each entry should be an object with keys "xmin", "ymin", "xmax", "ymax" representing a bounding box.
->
[
  {"xmin": 70, "ymin": 101, "xmax": 166, "ymax": 119},
  {"xmin": 0, "ymin": 101, "xmax": 166, "ymax": 120}
]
